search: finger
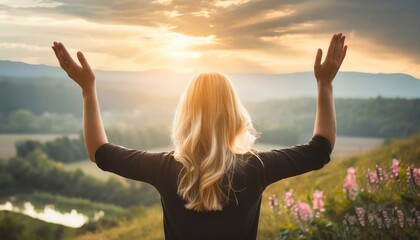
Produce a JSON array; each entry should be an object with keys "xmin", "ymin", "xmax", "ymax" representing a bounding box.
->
[
  {"xmin": 52, "ymin": 43, "xmax": 62, "ymax": 61},
  {"xmin": 52, "ymin": 45, "xmax": 68, "ymax": 70},
  {"xmin": 339, "ymin": 45, "xmax": 348, "ymax": 66},
  {"xmin": 58, "ymin": 42, "xmax": 78, "ymax": 67},
  {"xmin": 325, "ymin": 34, "xmax": 338, "ymax": 61},
  {"xmin": 314, "ymin": 48, "xmax": 322, "ymax": 69},
  {"xmin": 77, "ymin": 51, "xmax": 92, "ymax": 71},
  {"xmin": 53, "ymin": 42, "xmax": 67, "ymax": 66},
  {"xmin": 52, "ymin": 45, "xmax": 60, "ymax": 60},
  {"xmin": 334, "ymin": 35, "xmax": 345, "ymax": 59}
]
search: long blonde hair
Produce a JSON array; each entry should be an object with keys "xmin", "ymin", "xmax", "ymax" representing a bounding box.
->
[{"xmin": 171, "ymin": 72, "xmax": 257, "ymax": 211}]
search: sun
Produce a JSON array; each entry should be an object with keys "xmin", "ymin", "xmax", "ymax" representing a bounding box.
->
[{"xmin": 159, "ymin": 32, "xmax": 216, "ymax": 61}]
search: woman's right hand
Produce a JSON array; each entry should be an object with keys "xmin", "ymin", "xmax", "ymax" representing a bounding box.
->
[
  {"xmin": 314, "ymin": 33, "xmax": 347, "ymax": 85},
  {"xmin": 52, "ymin": 42, "xmax": 95, "ymax": 91}
]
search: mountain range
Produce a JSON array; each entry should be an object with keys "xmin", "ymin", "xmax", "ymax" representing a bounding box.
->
[{"xmin": 1, "ymin": 60, "xmax": 419, "ymax": 101}]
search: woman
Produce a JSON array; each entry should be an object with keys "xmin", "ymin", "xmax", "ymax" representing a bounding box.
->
[{"xmin": 52, "ymin": 33, "xmax": 347, "ymax": 240}]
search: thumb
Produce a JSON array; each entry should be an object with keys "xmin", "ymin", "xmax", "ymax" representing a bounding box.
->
[{"xmin": 77, "ymin": 51, "xmax": 91, "ymax": 70}]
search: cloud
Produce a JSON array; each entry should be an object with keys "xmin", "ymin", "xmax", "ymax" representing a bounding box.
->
[
  {"xmin": 0, "ymin": 0, "xmax": 63, "ymax": 8},
  {"xmin": 0, "ymin": 0, "xmax": 419, "ymax": 76},
  {"xmin": 15, "ymin": 0, "xmax": 416, "ymax": 60}
]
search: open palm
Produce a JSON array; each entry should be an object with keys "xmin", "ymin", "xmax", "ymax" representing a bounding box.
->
[
  {"xmin": 314, "ymin": 33, "xmax": 347, "ymax": 84},
  {"xmin": 52, "ymin": 42, "xmax": 95, "ymax": 90}
]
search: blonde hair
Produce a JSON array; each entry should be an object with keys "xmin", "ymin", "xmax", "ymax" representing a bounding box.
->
[{"xmin": 171, "ymin": 72, "xmax": 258, "ymax": 211}]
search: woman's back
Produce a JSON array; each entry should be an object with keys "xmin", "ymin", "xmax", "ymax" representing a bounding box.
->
[{"xmin": 95, "ymin": 136, "xmax": 331, "ymax": 239}]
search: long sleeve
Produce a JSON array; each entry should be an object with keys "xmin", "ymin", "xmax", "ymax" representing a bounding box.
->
[{"xmin": 258, "ymin": 135, "xmax": 332, "ymax": 188}]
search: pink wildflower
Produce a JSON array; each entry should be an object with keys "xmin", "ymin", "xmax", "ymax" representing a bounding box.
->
[
  {"xmin": 343, "ymin": 167, "xmax": 358, "ymax": 200},
  {"xmin": 296, "ymin": 201, "xmax": 312, "ymax": 222},
  {"xmin": 283, "ymin": 190, "xmax": 294, "ymax": 209},
  {"xmin": 389, "ymin": 158, "xmax": 399, "ymax": 179},
  {"xmin": 355, "ymin": 207, "xmax": 366, "ymax": 227},
  {"xmin": 413, "ymin": 168, "xmax": 420, "ymax": 187},
  {"xmin": 375, "ymin": 213, "xmax": 384, "ymax": 229},
  {"xmin": 382, "ymin": 210, "xmax": 392, "ymax": 229},
  {"xmin": 406, "ymin": 208, "xmax": 416, "ymax": 227},
  {"xmin": 346, "ymin": 214, "xmax": 357, "ymax": 226},
  {"xmin": 366, "ymin": 168, "xmax": 379, "ymax": 193},
  {"xmin": 367, "ymin": 213, "xmax": 375, "ymax": 226},
  {"xmin": 396, "ymin": 209, "xmax": 404, "ymax": 228},
  {"xmin": 375, "ymin": 164, "xmax": 385, "ymax": 182},
  {"xmin": 312, "ymin": 189, "xmax": 325, "ymax": 215}
]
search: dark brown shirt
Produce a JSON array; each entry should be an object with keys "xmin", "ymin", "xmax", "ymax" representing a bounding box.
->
[{"xmin": 95, "ymin": 135, "xmax": 332, "ymax": 240}]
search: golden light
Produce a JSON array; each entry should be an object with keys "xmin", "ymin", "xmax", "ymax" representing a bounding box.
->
[{"xmin": 156, "ymin": 32, "xmax": 216, "ymax": 65}]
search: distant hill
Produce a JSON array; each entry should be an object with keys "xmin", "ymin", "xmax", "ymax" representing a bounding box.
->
[{"xmin": 1, "ymin": 60, "xmax": 420, "ymax": 101}]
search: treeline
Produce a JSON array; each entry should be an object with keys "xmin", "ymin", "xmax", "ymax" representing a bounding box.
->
[
  {"xmin": 15, "ymin": 124, "xmax": 172, "ymax": 164},
  {"xmin": 256, "ymin": 125, "xmax": 301, "ymax": 146},
  {"xmin": 0, "ymin": 79, "xmax": 176, "ymax": 119},
  {"xmin": 16, "ymin": 136, "xmax": 87, "ymax": 163},
  {"xmin": 0, "ymin": 150, "xmax": 159, "ymax": 207},
  {"xmin": 3, "ymin": 93, "xmax": 420, "ymax": 146},
  {"xmin": 0, "ymin": 109, "xmax": 80, "ymax": 133},
  {"xmin": 335, "ymin": 97, "xmax": 420, "ymax": 137},
  {"xmin": 249, "ymin": 97, "xmax": 420, "ymax": 141}
]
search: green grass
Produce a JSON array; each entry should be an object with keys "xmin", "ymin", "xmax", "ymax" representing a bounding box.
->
[
  {"xmin": 77, "ymin": 206, "xmax": 164, "ymax": 240},
  {"xmin": 0, "ymin": 211, "xmax": 77, "ymax": 240}
]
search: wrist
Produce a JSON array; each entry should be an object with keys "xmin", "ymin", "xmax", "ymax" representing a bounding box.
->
[
  {"xmin": 82, "ymin": 84, "xmax": 96, "ymax": 96},
  {"xmin": 317, "ymin": 82, "xmax": 333, "ymax": 89}
]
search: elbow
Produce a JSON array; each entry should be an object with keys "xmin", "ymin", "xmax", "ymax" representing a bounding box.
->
[
  {"xmin": 329, "ymin": 137, "xmax": 335, "ymax": 151},
  {"xmin": 310, "ymin": 135, "xmax": 333, "ymax": 166},
  {"xmin": 87, "ymin": 150, "xmax": 96, "ymax": 163},
  {"xmin": 86, "ymin": 143, "xmax": 104, "ymax": 163},
  {"xmin": 89, "ymin": 155, "xmax": 96, "ymax": 163},
  {"xmin": 87, "ymin": 146, "xmax": 97, "ymax": 163}
]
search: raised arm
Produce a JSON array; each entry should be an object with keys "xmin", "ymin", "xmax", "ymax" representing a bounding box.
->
[
  {"xmin": 313, "ymin": 33, "xmax": 347, "ymax": 149},
  {"xmin": 52, "ymin": 42, "xmax": 108, "ymax": 162}
]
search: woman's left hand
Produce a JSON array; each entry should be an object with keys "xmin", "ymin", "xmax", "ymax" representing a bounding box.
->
[{"xmin": 52, "ymin": 42, "xmax": 95, "ymax": 90}]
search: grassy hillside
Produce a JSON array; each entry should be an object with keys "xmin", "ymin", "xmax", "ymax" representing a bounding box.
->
[
  {"xmin": 0, "ymin": 211, "xmax": 77, "ymax": 240},
  {"xmin": 258, "ymin": 135, "xmax": 420, "ymax": 238},
  {"xmin": 77, "ymin": 206, "xmax": 164, "ymax": 240},
  {"xmin": 77, "ymin": 135, "xmax": 420, "ymax": 239}
]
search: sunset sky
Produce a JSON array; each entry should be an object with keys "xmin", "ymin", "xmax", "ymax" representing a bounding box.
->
[{"xmin": 0, "ymin": 0, "xmax": 419, "ymax": 78}]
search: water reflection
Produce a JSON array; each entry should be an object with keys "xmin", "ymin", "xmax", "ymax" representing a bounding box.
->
[{"xmin": 0, "ymin": 201, "xmax": 103, "ymax": 228}]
